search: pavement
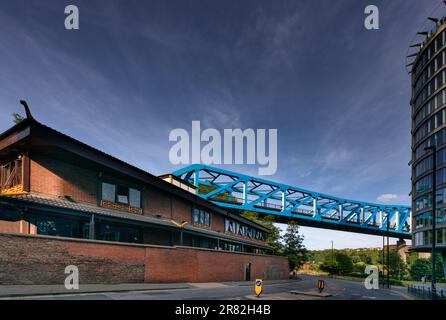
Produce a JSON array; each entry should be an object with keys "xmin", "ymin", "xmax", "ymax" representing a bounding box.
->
[
  {"xmin": 0, "ymin": 275, "xmax": 416, "ymax": 300},
  {"xmin": 0, "ymin": 279, "xmax": 294, "ymax": 299},
  {"xmin": 0, "ymin": 283, "xmax": 193, "ymax": 298}
]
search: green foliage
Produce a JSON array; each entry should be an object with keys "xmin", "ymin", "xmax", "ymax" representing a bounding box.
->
[
  {"xmin": 409, "ymin": 254, "xmax": 445, "ymax": 282},
  {"xmin": 334, "ymin": 252, "xmax": 354, "ymax": 275},
  {"xmin": 409, "ymin": 259, "xmax": 431, "ymax": 281},
  {"xmin": 354, "ymin": 261, "xmax": 367, "ymax": 273},
  {"xmin": 387, "ymin": 249, "xmax": 406, "ymax": 279},
  {"xmin": 198, "ymin": 185, "xmax": 237, "ymax": 203},
  {"xmin": 407, "ymin": 252, "xmax": 419, "ymax": 266},
  {"xmin": 320, "ymin": 260, "xmax": 338, "ymax": 275},
  {"xmin": 306, "ymin": 245, "xmax": 445, "ymax": 282},
  {"xmin": 308, "ymin": 247, "xmax": 382, "ymax": 275},
  {"xmin": 12, "ymin": 113, "xmax": 24, "ymax": 124},
  {"xmin": 282, "ymin": 221, "xmax": 307, "ymax": 270}
]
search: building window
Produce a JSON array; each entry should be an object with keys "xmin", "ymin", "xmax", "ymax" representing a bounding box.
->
[
  {"xmin": 102, "ymin": 182, "xmax": 116, "ymax": 202},
  {"xmin": 415, "ymin": 232, "xmax": 424, "ymax": 246},
  {"xmin": 415, "ymin": 194, "xmax": 432, "ymax": 212},
  {"xmin": 424, "ymin": 230, "xmax": 432, "ymax": 245},
  {"xmin": 192, "ymin": 208, "xmax": 211, "ymax": 227},
  {"xmin": 101, "ymin": 182, "xmax": 141, "ymax": 208},
  {"xmin": 34, "ymin": 215, "xmax": 88, "ymax": 239},
  {"xmin": 96, "ymin": 223, "xmax": 141, "ymax": 243},
  {"xmin": 129, "ymin": 188, "xmax": 141, "ymax": 207},
  {"xmin": 116, "ymin": 185, "xmax": 129, "ymax": 204}
]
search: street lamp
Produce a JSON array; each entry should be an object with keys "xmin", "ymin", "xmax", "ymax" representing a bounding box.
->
[
  {"xmin": 171, "ymin": 220, "xmax": 189, "ymax": 246},
  {"xmin": 424, "ymin": 145, "xmax": 437, "ymax": 300},
  {"xmin": 382, "ymin": 235, "xmax": 385, "ymax": 288},
  {"xmin": 387, "ymin": 215, "xmax": 390, "ymax": 289}
]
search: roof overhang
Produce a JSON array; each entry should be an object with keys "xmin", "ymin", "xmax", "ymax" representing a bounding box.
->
[{"xmin": 0, "ymin": 119, "xmax": 269, "ymax": 233}]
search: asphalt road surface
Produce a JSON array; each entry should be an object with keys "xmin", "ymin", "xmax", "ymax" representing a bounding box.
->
[{"xmin": 11, "ymin": 275, "xmax": 411, "ymax": 300}]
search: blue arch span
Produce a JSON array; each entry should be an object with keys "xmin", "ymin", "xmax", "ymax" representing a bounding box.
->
[{"xmin": 172, "ymin": 165, "xmax": 412, "ymax": 239}]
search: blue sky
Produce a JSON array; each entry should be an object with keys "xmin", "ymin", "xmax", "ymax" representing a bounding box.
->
[{"xmin": 1, "ymin": 0, "xmax": 444, "ymax": 249}]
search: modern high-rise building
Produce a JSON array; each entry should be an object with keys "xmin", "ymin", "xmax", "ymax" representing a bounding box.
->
[{"xmin": 410, "ymin": 17, "xmax": 446, "ymax": 254}]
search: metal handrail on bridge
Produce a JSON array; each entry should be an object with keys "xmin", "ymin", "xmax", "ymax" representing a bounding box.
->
[{"xmin": 172, "ymin": 165, "xmax": 412, "ymax": 239}]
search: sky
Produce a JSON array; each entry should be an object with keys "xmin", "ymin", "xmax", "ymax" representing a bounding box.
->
[{"xmin": 1, "ymin": 0, "xmax": 444, "ymax": 250}]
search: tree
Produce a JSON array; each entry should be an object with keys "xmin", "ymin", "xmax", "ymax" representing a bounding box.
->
[
  {"xmin": 282, "ymin": 221, "xmax": 307, "ymax": 270},
  {"xmin": 334, "ymin": 252, "xmax": 353, "ymax": 275},
  {"xmin": 12, "ymin": 113, "xmax": 24, "ymax": 124},
  {"xmin": 409, "ymin": 255, "xmax": 445, "ymax": 281},
  {"xmin": 354, "ymin": 261, "xmax": 367, "ymax": 274},
  {"xmin": 387, "ymin": 249, "xmax": 407, "ymax": 280},
  {"xmin": 320, "ymin": 258, "xmax": 338, "ymax": 275},
  {"xmin": 409, "ymin": 259, "xmax": 431, "ymax": 281},
  {"xmin": 407, "ymin": 252, "xmax": 419, "ymax": 266}
]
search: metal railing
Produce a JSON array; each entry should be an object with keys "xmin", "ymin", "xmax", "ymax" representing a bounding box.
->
[
  {"xmin": 408, "ymin": 285, "xmax": 446, "ymax": 300},
  {"xmin": 173, "ymin": 164, "xmax": 412, "ymax": 238}
]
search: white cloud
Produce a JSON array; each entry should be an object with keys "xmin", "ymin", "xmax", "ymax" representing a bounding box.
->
[{"xmin": 376, "ymin": 193, "xmax": 408, "ymax": 203}]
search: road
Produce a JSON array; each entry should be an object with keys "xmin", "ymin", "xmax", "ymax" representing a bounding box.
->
[{"xmin": 11, "ymin": 275, "xmax": 412, "ymax": 300}]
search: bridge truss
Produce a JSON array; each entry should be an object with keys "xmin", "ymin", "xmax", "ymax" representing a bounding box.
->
[{"xmin": 172, "ymin": 165, "xmax": 412, "ymax": 239}]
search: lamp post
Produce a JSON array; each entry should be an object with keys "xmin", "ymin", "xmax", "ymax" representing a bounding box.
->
[
  {"xmin": 424, "ymin": 145, "xmax": 437, "ymax": 300},
  {"xmin": 382, "ymin": 235, "xmax": 385, "ymax": 288},
  {"xmin": 386, "ymin": 215, "xmax": 390, "ymax": 289}
]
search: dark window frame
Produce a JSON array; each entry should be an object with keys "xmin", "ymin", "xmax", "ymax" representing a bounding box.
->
[
  {"xmin": 191, "ymin": 207, "xmax": 211, "ymax": 227},
  {"xmin": 100, "ymin": 180, "xmax": 143, "ymax": 209}
]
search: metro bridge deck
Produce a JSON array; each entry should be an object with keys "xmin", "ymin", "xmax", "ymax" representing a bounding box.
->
[{"xmin": 172, "ymin": 165, "xmax": 412, "ymax": 240}]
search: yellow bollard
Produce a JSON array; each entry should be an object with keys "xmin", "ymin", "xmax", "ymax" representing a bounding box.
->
[
  {"xmin": 255, "ymin": 279, "xmax": 263, "ymax": 297},
  {"xmin": 317, "ymin": 280, "xmax": 325, "ymax": 293}
]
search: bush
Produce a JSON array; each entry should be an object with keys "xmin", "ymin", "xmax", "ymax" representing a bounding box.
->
[
  {"xmin": 335, "ymin": 252, "xmax": 354, "ymax": 275},
  {"xmin": 348, "ymin": 272, "xmax": 366, "ymax": 278},
  {"xmin": 354, "ymin": 261, "xmax": 367, "ymax": 274},
  {"xmin": 409, "ymin": 259, "xmax": 431, "ymax": 281},
  {"xmin": 309, "ymin": 263, "xmax": 320, "ymax": 271}
]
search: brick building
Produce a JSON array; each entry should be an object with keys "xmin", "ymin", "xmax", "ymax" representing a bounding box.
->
[{"xmin": 0, "ymin": 105, "xmax": 288, "ymax": 284}]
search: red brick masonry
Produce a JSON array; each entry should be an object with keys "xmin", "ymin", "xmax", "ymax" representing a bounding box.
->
[{"xmin": 0, "ymin": 233, "xmax": 288, "ymax": 285}]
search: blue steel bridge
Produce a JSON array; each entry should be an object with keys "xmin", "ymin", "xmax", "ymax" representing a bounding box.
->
[{"xmin": 173, "ymin": 165, "xmax": 412, "ymax": 240}]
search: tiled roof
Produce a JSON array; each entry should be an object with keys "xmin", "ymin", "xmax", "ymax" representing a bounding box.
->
[
  {"xmin": 1, "ymin": 192, "xmax": 174, "ymax": 226},
  {"xmin": 0, "ymin": 118, "xmax": 269, "ymax": 233},
  {"xmin": 0, "ymin": 193, "xmax": 271, "ymax": 249}
]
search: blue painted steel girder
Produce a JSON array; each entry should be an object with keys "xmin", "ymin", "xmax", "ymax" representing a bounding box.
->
[{"xmin": 172, "ymin": 165, "xmax": 412, "ymax": 239}]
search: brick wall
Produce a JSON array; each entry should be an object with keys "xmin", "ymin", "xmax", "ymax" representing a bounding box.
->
[
  {"xmin": 26, "ymin": 153, "xmax": 267, "ymax": 244},
  {"xmin": 0, "ymin": 220, "xmax": 21, "ymax": 234},
  {"xmin": 143, "ymin": 185, "xmax": 173, "ymax": 218},
  {"xmin": 0, "ymin": 220, "xmax": 35, "ymax": 235},
  {"xmin": 171, "ymin": 197, "xmax": 192, "ymax": 223},
  {"xmin": 144, "ymin": 246, "xmax": 289, "ymax": 283},
  {"xmin": 30, "ymin": 154, "xmax": 98, "ymax": 204},
  {"xmin": 211, "ymin": 212, "xmax": 225, "ymax": 233},
  {"xmin": 0, "ymin": 233, "xmax": 288, "ymax": 285}
]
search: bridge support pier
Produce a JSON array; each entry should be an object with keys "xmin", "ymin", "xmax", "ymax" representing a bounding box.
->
[{"xmin": 396, "ymin": 239, "xmax": 407, "ymax": 263}]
